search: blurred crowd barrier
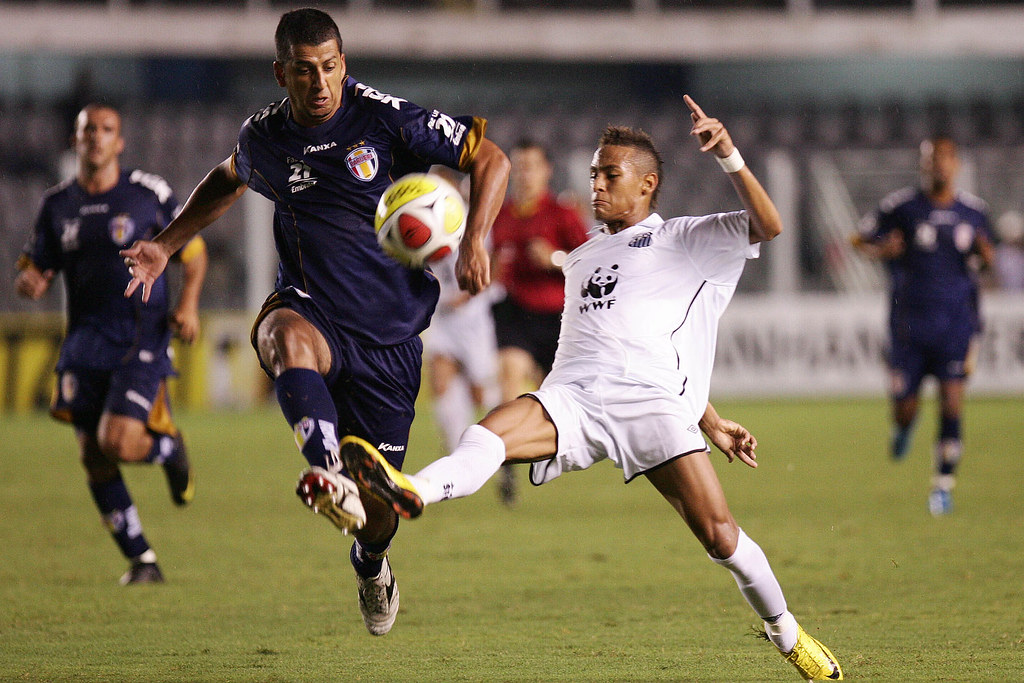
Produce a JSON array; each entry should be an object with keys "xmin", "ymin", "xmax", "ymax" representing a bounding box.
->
[
  {"xmin": 3, "ymin": 293, "xmax": 1022, "ymax": 414},
  {"xmin": 713, "ymin": 291, "xmax": 1024, "ymax": 398},
  {"xmin": 0, "ymin": 311, "xmax": 266, "ymax": 414}
]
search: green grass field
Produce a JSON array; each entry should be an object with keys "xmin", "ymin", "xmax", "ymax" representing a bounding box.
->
[{"xmin": 2, "ymin": 396, "xmax": 1022, "ymax": 681}]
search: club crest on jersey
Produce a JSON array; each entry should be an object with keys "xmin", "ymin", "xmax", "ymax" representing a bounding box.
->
[
  {"xmin": 579, "ymin": 264, "xmax": 620, "ymax": 313},
  {"xmin": 345, "ymin": 146, "xmax": 379, "ymax": 182},
  {"xmin": 109, "ymin": 214, "xmax": 135, "ymax": 246}
]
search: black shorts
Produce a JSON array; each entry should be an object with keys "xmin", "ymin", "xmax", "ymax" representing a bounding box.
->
[
  {"xmin": 491, "ymin": 296, "xmax": 561, "ymax": 375},
  {"xmin": 251, "ymin": 287, "xmax": 422, "ymax": 470}
]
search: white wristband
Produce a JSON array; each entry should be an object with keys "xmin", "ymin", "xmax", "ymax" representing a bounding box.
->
[{"xmin": 716, "ymin": 148, "xmax": 745, "ymax": 173}]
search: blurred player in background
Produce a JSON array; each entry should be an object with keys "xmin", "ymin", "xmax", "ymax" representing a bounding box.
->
[
  {"xmin": 853, "ymin": 135, "xmax": 993, "ymax": 516},
  {"xmin": 121, "ymin": 8, "xmax": 509, "ymax": 635},
  {"xmin": 343, "ymin": 97, "xmax": 844, "ymax": 681},
  {"xmin": 489, "ymin": 139, "xmax": 589, "ymax": 504},
  {"xmin": 422, "ymin": 168, "xmax": 499, "ymax": 453},
  {"xmin": 15, "ymin": 103, "xmax": 207, "ymax": 585},
  {"xmin": 993, "ymin": 210, "xmax": 1024, "ymax": 290}
]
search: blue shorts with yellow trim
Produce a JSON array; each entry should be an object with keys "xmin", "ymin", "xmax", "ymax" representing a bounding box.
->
[
  {"xmin": 251, "ymin": 287, "xmax": 422, "ymax": 470},
  {"xmin": 51, "ymin": 361, "xmax": 177, "ymax": 436}
]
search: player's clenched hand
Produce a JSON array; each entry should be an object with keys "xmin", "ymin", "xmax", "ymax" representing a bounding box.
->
[
  {"xmin": 170, "ymin": 305, "xmax": 201, "ymax": 344},
  {"xmin": 455, "ymin": 236, "xmax": 491, "ymax": 295},
  {"xmin": 707, "ymin": 418, "xmax": 759, "ymax": 469},
  {"xmin": 121, "ymin": 240, "xmax": 171, "ymax": 303},
  {"xmin": 15, "ymin": 265, "xmax": 54, "ymax": 300},
  {"xmin": 684, "ymin": 94, "xmax": 736, "ymax": 158}
]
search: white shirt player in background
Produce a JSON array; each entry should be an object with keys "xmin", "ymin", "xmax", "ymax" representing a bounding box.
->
[
  {"xmin": 342, "ymin": 96, "xmax": 843, "ymax": 681},
  {"xmin": 422, "ymin": 168, "xmax": 500, "ymax": 453}
]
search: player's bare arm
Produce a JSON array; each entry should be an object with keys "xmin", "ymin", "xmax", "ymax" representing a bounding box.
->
[
  {"xmin": 684, "ymin": 94, "xmax": 782, "ymax": 245},
  {"xmin": 457, "ymin": 138, "xmax": 510, "ymax": 295},
  {"xmin": 14, "ymin": 262, "xmax": 54, "ymax": 300},
  {"xmin": 851, "ymin": 229, "xmax": 905, "ymax": 260},
  {"xmin": 169, "ymin": 236, "xmax": 208, "ymax": 344},
  {"xmin": 699, "ymin": 402, "xmax": 758, "ymax": 468},
  {"xmin": 975, "ymin": 231, "xmax": 995, "ymax": 269},
  {"xmin": 122, "ymin": 157, "xmax": 246, "ymax": 302}
]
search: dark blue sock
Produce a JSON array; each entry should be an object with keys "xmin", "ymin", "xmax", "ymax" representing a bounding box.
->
[
  {"xmin": 350, "ymin": 521, "xmax": 399, "ymax": 578},
  {"xmin": 88, "ymin": 476, "xmax": 150, "ymax": 559},
  {"xmin": 939, "ymin": 414, "xmax": 961, "ymax": 441},
  {"xmin": 144, "ymin": 430, "xmax": 177, "ymax": 464},
  {"xmin": 275, "ymin": 368, "xmax": 340, "ymax": 471}
]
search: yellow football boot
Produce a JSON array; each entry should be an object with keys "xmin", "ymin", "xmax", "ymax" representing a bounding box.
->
[{"xmin": 339, "ymin": 435, "xmax": 423, "ymax": 519}]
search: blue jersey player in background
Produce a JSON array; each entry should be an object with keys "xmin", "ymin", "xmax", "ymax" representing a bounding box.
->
[
  {"xmin": 122, "ymin": 8, "xmax": 510, "ymax": 634},
  {"xmin": 15, "ymin": 103, "xmax": 208, "ymax": 584},
  {"xmin": 853, "ymin": 135, "xmax": 994, "ymax": 516}
]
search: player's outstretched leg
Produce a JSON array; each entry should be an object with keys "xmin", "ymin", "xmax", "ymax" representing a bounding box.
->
[
  {"xmin": 339, "ymin": 436, "xmax": 423, "ymax": 519},
  {"xmin": 296, "ymin": 466, "xmax": 367, "ymax": 534},
  {"xmin": 161, "ymin": 433, "xmax": 194, "ymax": 506}
]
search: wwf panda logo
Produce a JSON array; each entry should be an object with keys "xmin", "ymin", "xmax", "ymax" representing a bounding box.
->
[{"xmin": 582, "ymin": 264, "xmax": 619, "ymax": 299}]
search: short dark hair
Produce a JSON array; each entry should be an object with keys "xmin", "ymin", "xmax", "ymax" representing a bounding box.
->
[
  {"xmin": 599, "ymin": 126, "xmax": 664, "ymax": 208},
  {"xmin": 275, "ymin": 8, "xmax": 343, "ymax": 62},
  {"xmin": 512, "ymin": 138, "xmax": 549, "ymax": 162}
]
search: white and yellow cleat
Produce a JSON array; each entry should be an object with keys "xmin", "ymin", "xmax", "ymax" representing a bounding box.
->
[
  {"xmin": 339, "ymin": 435, "xmax": 423, "ymax": 519},
  {"xmin": 780, "ymin": 624, "xmax": 843, "ymax": 680},
  {"xmin": 296, "ymin": 466, "xmax": 366, "ymax": 534}
]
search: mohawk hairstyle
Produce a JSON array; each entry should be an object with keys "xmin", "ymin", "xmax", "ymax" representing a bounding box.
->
[
  {"xmin": 599, "ymin": 126, "xmax": 664, "ymax": 208},
  {"xmin": 275, "ymin": 8, "xmax": 343, "ymax": 62}
]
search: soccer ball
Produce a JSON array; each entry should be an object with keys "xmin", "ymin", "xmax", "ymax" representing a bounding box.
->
[{"xmin": 374, "ymin": 173, "xmax": 467, "ymax": 268}]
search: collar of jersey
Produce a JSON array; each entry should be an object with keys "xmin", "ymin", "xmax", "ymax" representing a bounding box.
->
[{"xmin": 601, "ymin": 212, "xmax": 663, "ymax": 235}]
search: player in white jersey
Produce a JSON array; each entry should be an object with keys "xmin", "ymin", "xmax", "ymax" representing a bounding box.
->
[
  {"xmin": 423, "ymin": 248, "xmax": 499, "ymax": 453},
  {"xmin": 341, "ymin": 96, "xmax": 843, "ymax": 680}
]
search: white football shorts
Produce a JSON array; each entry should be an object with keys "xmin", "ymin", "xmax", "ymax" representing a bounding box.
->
[
  {"xmin": 528, "ymin": 374, "xmax": 710, "ymax": 485},
  {"xmin": 422, "ymin": 303, "xmax": 498, "ymax": 387}
]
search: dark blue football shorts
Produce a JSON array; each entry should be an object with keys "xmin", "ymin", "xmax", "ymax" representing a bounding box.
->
[
  {"xmin": 888, "ymin": 310, "xmax": 973, "ymax": 399},
  {"xmin": 50, "ymin": 359, "xmax": 177, "ymax": 436},
  {"xmin": 251, "ymin": 287, "xmax": 421, "ymax": 470}
]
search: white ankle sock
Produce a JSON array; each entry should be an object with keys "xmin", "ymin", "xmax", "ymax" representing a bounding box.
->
[
  {"xmin": 409, "ymin": 424, "xmax": 506, "ymax": 505},
  {"xmin": 711, "ymin": 528, "xmax": 790, "ymax": 644}
]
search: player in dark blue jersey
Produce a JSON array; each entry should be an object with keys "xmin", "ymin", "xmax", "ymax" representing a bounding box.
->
[
  {"xmin": 853, "ymin": 135, "xmax": 993, "ymax": 516},
  {"xmin": 15, "ymin": 103, "xmax": 208, "ymax": 584},
  {"xmin": 121, "ymin": 8, "xmax": 509, "ymax": 634}
]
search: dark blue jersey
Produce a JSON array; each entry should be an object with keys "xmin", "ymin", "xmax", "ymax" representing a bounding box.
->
[
  {"xmin": 864, "ymin": 187, "xmax": 990, "ymax": 325},
  {"xmin": 232, "ymin": 76, "xmax": 487, "ymax": 346},
  {"xmin": 21, "ymin": 170, "xmax": 179, "ymax": 372}
]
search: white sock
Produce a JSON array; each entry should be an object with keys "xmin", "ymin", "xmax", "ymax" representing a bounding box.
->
[
  {"xmin": 409, "ymin": 424, "xmax": 507, "ymax": 505},
  {"xmin": 711, "ymin": 529, "xmax": 793, "ymax": 649},
  {"xmin": 434, "ymin": 375, "xmax": 473, "ymax": 453},
  {"xmin": 763, "ymin": 610, "xmax": 799, "ymax": 653}
]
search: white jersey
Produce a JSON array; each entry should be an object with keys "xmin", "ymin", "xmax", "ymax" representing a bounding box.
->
[
  {"xmin": 528, "ymin": 211, "xmax": 757, "ymax": 484},
  {"xmin": 548, "ymin": 211, "xmax": 757, "ymax": 418}
]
